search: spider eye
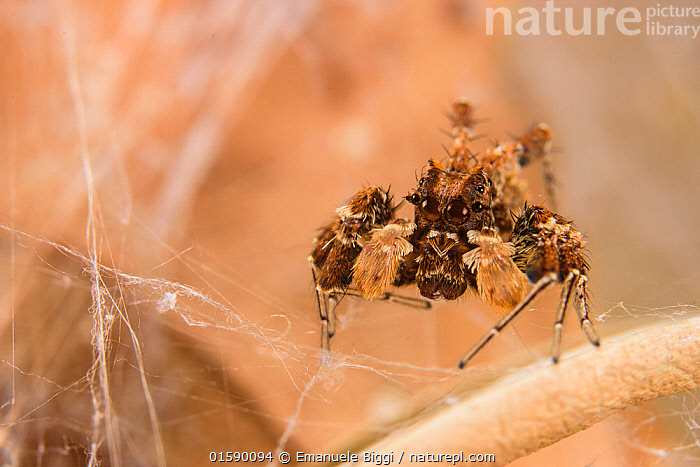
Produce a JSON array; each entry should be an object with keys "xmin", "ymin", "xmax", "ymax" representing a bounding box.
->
[
  {"xmin": 471, "ymin": 201, "xmax": 485, "ymax": 213},
  {"xmin": 445, "ymin": 199, "xmax": 469, "ymax": 225},
  {"xmin": 475, "ymin": 185, "xmax": 485, "ymax": 194},
  {"xmin": 408, "ymin": 193, "xmax": 421, "ymax": 205},
  {"xmin": 420, "ymin": 197, "xmax": 441, "ymax": 221}
]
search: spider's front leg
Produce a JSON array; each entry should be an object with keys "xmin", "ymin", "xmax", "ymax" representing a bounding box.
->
[
  {"xmin": 309, "ymin": 186, "xmax": 397, "ymax": 350},
  {"xmin": 458, "ymin": 204, "xmax": 600, "ymax": 368}
]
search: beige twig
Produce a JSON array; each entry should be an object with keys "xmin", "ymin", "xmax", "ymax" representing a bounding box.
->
[{"xmin": 346, "ymin": 314, "xmax": 700, "ymax": 466}]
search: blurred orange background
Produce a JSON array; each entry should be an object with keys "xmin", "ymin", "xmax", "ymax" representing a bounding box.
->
[{"xmin": 1, "ymin": 0, "xmax": 699, "ymax": 465}]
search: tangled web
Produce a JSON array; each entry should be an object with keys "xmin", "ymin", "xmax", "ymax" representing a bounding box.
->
[
  {"xmin": 2, "ymin": 1, "xmax": 699, "ymax": 466},
  {"xmin": 3, "ymin": 222, "xmax": 699, "ymax": 466}
]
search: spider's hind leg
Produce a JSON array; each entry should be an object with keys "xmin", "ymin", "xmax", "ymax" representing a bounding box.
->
[
  {"xmin": 310, "ymin": 261, "xmax": 338, "ymax": 350},
  {"xmin": 458, "ymin": 273, "xmax": 556, "ymax": 369},
  {"xmin": 459, "ymin": 204, "xmax": 601, "ymax": 369},
  {"xmin": 518, "ymin": 123, "xmax": 556, "ymax": 209},
  {"xmin": 551, "ymin": 271, "xmax": 601, "ymax": 363},
  {"xmin": 511, "ymin": 204, "xmax": 600, "ymax": 363},
  {"xmin": 551, "ymin": 272, "xmax": 576, "ymax": 364},
  {"xmin": 573, "ymin": 274, "xmax": 601, "ymax": 347},
  {"xmin": 343, "ymin": 288, "xmax": 431, "ymax": 309},
  {"xmin": 309, "ymin": 186, "xmax": 396, "ymax": 350}
]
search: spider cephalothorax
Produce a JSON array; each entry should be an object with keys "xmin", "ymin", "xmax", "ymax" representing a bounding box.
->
[
  {"xmin": 309, "ymin": 99, "xmax": 600, "ymax": 367},
  {"xmin": 405, "ymin": 161, "xmax": 493, "ymax": 300}
]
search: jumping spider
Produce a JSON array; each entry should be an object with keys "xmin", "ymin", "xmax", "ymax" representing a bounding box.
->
[{"xmin": 309, "ymin": 99, "xmax": 600, "ymax": 368}]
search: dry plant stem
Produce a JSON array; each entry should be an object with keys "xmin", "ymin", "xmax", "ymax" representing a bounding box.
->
[{"xmin": 347, "ymin": 315, "xmax": 700, "ymax": 467}]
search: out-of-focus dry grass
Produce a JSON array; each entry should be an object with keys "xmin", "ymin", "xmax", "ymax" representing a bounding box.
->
[{"xmin": 1, "ymin": 0, "xmax": 699, "ymax": 465}]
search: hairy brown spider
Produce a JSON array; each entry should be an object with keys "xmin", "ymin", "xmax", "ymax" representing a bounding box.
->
[{"xmin": 309, "ymin": 99, "xmax": 600, "ymax": 368}]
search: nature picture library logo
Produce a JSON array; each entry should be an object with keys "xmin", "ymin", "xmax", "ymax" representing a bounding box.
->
[{"xmin": 486, "ymin": 1, "xmax": 700, "ymax": 38}]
